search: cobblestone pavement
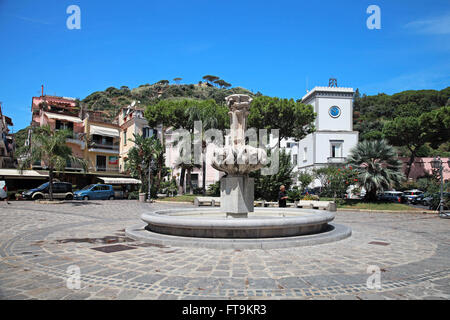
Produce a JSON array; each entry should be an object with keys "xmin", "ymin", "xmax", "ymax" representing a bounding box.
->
[{"xmin": 0, "ymin": 200, "xmax": 449, "ymax": 300}]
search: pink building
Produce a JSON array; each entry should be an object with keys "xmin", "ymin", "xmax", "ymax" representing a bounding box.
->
[{"xmin": 400, "ymin": 157, "xmax": 450, "ymax": 182}]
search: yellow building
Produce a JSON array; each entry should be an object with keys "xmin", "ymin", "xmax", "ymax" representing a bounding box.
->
[
  {"xmin": 83, "ymin": 117, "xmax": 121, "ymax": 173},
  {"xmin": 115, "ymin": 102, "xmax": 156, "ymax": 172}
]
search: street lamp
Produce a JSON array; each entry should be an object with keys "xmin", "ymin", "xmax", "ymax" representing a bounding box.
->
[
  {"xmin": 430, "ymin": 156, "xmax": 449, "ymax": 218},
  {"xmin": 148, "ymin": 158, "xmax": 155, "ymax": 203}
]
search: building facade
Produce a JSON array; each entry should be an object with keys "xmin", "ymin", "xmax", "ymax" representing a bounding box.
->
[
  {"xmin": 293, "ymin": 85, "xmax": 359, "ymax": 187},
  {"xmin": 0, "ymin": 103, "xmax": 15, "ymax": 168}
]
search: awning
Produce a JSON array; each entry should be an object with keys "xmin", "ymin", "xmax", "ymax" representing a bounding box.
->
[
  {"xmin": 98, "ymin": 177, "xmax": 141, "ymax": 184},
  {"xmin": 44, "ymin": 112, "xmax": 83, "ymax": 123},
  {"xmin": 90, "ymin": 125, "xmax": 120, "ymax": 137},
  {"xmin": 0, "ymin": 169, "xmax": 49, "ymax": 179}
]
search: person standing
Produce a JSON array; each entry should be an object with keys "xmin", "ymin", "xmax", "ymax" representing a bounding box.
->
[{"xmin": 278, "ymin": 185, "xmax": 288, "ymax": 207}]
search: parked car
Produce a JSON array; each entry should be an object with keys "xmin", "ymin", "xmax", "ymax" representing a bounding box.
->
[
  {"xmin": 401, "ymin": 189, "xmax": 424, "ymax": 203},
  {"xmin": 22, "ymin": 182, "xmax": 73, "ymax": 200},
  {"xmin": 74, "ymin": 184, "xmax": 115, "ymax": 200},
  {"xmin": 422, "ymin": 193, "xmax": 435, "ymax": 206},
  {"xmin": 377, "ymin": 191, "xmax": 404, "ymax": 203},
  {"xmin": 0, "ymin": 180, "xmax": 7, "ymax": 200},
  {"xmin": 412, "ymin": 192, "xmax": 427, "ymax": 205}
]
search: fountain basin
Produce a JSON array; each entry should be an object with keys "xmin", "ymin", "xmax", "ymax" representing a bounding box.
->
[{"xmin": 141, "ymin": 208, "xmax": 335, "ymax": 239}]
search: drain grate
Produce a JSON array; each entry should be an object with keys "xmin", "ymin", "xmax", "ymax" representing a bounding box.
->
[
  {"xmin": 369, "ymin": 241, "xmax": 390, "ymax": 246},
  {"xmin": 91, "ymin": 244, "xmax": 137, "ymax": 253}
]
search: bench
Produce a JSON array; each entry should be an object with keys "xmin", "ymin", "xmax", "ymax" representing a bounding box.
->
[
  {"xmin": 295, "ymin": 200, "xmax": 336, "ymax": 211},
  {"xmin": 195, "ymin": 197, "xmax": 336, "ymax": 211},
  {"xmin": 194, "ymin": 196, "xmax": 220, "ymax": 207}
]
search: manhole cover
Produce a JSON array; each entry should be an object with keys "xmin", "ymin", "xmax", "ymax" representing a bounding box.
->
[
  {"xmin": 369, "ymin": 241, "xmax": 390, "ymax": 246},
  {"xmin": 91, "ymin": 244, "xmax": 137, "ymax": 253}
]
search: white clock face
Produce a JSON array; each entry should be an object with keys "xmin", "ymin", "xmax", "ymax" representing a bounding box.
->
[{"xmin": 329, "ymin": 106, "xmax": 341, "ymax": 118}]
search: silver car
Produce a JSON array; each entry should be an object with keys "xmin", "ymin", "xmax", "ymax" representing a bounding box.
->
[{"xmin": 0, "ymin": 180, "xmax": 7, "ymax": 200}]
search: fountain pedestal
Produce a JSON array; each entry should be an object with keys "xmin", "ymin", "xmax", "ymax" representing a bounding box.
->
[{"xmin": 221, "ymin": 176, "xmax": 254, "ymax": 218}]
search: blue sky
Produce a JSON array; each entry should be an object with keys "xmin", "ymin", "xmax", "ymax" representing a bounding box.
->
[{"xmin": 1, "ymin": 0, "xmax": 449, "ymax": 131}]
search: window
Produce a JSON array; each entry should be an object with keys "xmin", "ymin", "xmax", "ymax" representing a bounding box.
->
[
  {"xmin": 330, "ymin": 141, "xmax": 343, "ymax": 158},
  {"xmin": 303, "ymin": 147, "xmax": 307, "ymax": 161},
  {"xmin": 293, "ymin": 154, "xmax": 298, "ymax": 165},
  {"xmin": 93, "ymin": 134, "xmax": 113, "ymax": 146},
  {"xmin": 55, "ymin": 120, "xmax": 73, "ymax": 132},
  {"xmin": 123, "ymin": 130, "xmax": 127, "ymax": 145},
  {"xmin": 143, "ymin": 127, "xmax": 154, "ymax": 138}
]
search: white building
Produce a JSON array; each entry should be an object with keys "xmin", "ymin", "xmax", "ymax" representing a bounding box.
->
[{"xmin": 285, "ymin": 85, "xmax": 359, "ymax": 188}]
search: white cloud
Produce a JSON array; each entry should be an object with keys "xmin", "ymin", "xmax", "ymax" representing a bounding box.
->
[{"xmin": 404, "ymin": 12, "xmax": 450, "ymax": 35}]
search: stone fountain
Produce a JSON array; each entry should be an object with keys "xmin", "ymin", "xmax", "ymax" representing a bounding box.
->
[
  {"xmin": 126, "ymin": 94, "xmax": 351, "ymax": 249},
  {"xmin": 211, "ymin": 94, "xmax": 267, "ymax": 218}
]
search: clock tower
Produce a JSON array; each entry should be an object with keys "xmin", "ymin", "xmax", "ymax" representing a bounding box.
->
[{"xmin": 294, "ymin": 81, "xmax": 359, "ymax": 187}]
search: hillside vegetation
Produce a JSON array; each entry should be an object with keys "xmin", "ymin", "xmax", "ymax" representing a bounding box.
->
[{"xmin": 81, "ymin": 82, "xmax": 255, "ymax": 119}]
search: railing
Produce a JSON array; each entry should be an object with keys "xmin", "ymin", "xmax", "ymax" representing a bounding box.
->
[
  {"xmin": 91, "ymin": 166, "xmax": 119, "ymax": 173},
  {"xmin": 89, "ymin": 142, "xmax": 119, "ymax": 151},
  {"xmin": 327, "ymin": 157, "xmax": 346, "ymax": 164}
]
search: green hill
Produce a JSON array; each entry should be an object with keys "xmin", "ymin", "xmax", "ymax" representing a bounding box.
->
[{"xmin": 81, "ymin": 82, "xmax": 256, "ymax": 119}]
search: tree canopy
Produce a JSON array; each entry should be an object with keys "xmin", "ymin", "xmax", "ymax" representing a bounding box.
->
[{"xmin": 248, "ymin": 96, "xmax": 316, "ymax": 143}]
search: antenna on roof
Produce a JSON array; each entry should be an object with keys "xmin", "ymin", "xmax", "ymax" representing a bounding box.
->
[{"xmin": 329, "ymin": 78, "xmax": 337, "ymax": 87}]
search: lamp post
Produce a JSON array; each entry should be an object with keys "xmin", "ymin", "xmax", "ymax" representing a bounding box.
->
[
  {"xmin": 430, "ymin": 156, "xmax": 449, "ymax": 218},
  {"xmin": 147, "ymin": 158, "xmax": 155, "ymax": 203}
]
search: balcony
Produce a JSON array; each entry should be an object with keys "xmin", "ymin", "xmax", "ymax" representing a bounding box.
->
[
  {"xmin": 327, "ymin": 157, "xmax": 346, "ymax": 164},
  {"xmin": 88, "ymin": 142, "xmax": 119, "ymax": 154},
  {"xmin": 90, "ymin": 166, "xmax": 119, "ymax": 173}
]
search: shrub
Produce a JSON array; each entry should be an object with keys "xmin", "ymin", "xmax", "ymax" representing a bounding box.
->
[
  {"xmin": 207, "ymin": 181, "xmax": 220, "ymax": 197},
  {"xmin": 302, "ymin": 194, "xmax": 319, "ymax": 200},
  {"xmin": 128, "ymin": 191, "xmax": 139, "ymax": 200},
  {"xmin": 287, "ymin": 186, "xmax": 301, "ymax": 202}
]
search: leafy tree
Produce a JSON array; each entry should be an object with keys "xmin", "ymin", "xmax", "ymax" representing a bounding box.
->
[
  {"xmin": 353, "ymin": 87, "xmax": 449, "ymax": 152},
  {"xmin": 383, "ymin": 107, "xmax": 450, "ymax": 178},
  {"xmin": 382, "ymin": 116, "xmax": 426, "ymax": 178},
  {"xmin": 250, "ymin": 149, "xmax": 294, "ymax": 201},
  {"xmin": 213, "ymin": 79, "xmax": 232, "ymax": 89},
  {"xmin": 18, "ymin": 125, "xmax": 87, "ymax": 200},
  {"xmin": 124, "ymin": 134, "xmax": 164, "ymax": 198},
  {"xmin": 202, "ymin": 75, "xmax": 220, "ymax": 85},
  {"xmin": 248, "ymin": 96, "xmax": 315, "ymax": 145},
  {"xmin": 347, "ymin": 140, "xmax": 405, "ymax": 201},
  {"xmin": 321, "ymin": 166, "xmax": 358, "ymax": 199},
  {"xmin": 312, "ymin": 167, "xmax": 332, "ymax": 192},
  {"xmin": 296, "ymin": 171, "xmax": 313, "ymax": 193},
  {"xmin": 185, "ymin": 100, "xmax": 228, "ymax": 194},
  {"xmin": 419, "ymin": 106, "xmax": 450, "ymax": 149},
  {"xmin": 157, "ymin": 80, "xmax": 169, "ymax": 85},
  {"xmin": 173, "ymin": 78, "xmax": 182, "ymax": 85}
]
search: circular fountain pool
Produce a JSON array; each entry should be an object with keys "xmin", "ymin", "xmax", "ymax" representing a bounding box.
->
[{"xmin": 126, "ymin": 208, "xmax": 351, "ymax": 249}]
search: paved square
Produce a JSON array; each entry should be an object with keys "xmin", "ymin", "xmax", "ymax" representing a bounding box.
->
[{"xmin": 0, "ymin": 200, "xmax": 449, "ymax": 300}]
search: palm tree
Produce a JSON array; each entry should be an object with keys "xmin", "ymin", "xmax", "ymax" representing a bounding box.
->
[
  {"xmin": 174, "ymin": 157, "xmax": 201, "ymax": 194},
  {"xmin": 124, "ymin": 134, "xmax": 164, "ymax": 197},
  {"xmin": 18, "ymin": 125, "xmax": 87, "ymax": 201},
  {"xmin": 347, "ymin": 140, "xmax": 405, "ymax": 201}
]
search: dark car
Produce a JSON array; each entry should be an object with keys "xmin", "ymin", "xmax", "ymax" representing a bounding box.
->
[
  {"xmin": 22, "ymin": 182, "xmax": 73, "ymax": 200},
  {"xmin": 73, "ymin": 184, "xmax": 115, "ymax": 200},
  {"xmin": 412, "ymin": 193, "xmax": 426, "ymax": 205},
  {"xmin": 377, "ymin": 191, "xmax": 404, "ymax": 203},
  {"xmin": 401, "ymin": 189, "xmax": 424, "ymax": 204}
]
